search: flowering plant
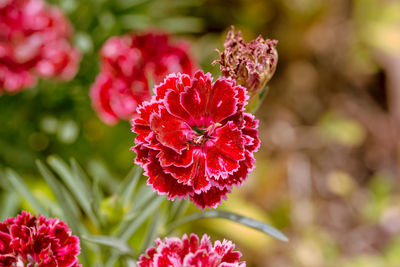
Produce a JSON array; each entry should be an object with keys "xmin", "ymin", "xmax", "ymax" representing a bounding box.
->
[{"xmin": 0, "ymin": 1, "xmax": 285, "ymax": 262}]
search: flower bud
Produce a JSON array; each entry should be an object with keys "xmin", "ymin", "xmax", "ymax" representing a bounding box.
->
[{"xmin": 214, "ymin": 26, "xmax": 278, "ymax": 111}]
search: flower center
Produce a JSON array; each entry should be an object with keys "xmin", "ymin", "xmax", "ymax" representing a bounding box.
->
[{"xmin": 190, "ymin": 123, "xmax": 221, "ymax": 146}]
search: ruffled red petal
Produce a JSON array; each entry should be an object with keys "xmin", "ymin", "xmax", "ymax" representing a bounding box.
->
[
  {"xmin": 211, "ymin": 150, "xmax": 256, "ymax": 190},
  {"xmin": 180, "ymin": 74, "xmax": 213, "ymax": 126},
  {"xmin": 138, "ymin": 234, "xmax": 245, "ymax": 267},
  {"xmin": 158, "ymin": 145, "xmax": 193, "ymax": 168},
  {"xmin": 150, "ymin": 106, "xmax": 192, "ymax": 153},
  {"xmin": 145, "ymin": 151, "xmax": 192, "ymax": 199},
  {"xmin": 0, "ymin": 211, "xmax": 81, "ymax": 266},
  {"xmin": 190, "ymin": 186, "xmax": 230, "ymax": 209},
  {"xmin": 208, "ymin": 79, "xmax": 238, "ymax": 123},
  {"xmin": 205, "ymin": 122, "xmax": 245, "ymax": 179}
]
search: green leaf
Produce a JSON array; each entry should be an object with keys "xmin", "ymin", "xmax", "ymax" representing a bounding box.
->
[
  {"xmin": 82, "ymin": 235, "xmax": 135, "ymax": 256},
  {"xmin": 167, "ymin": 210, "xmax": 289, "ymax": 242},
  {"xmin": 87, "ymin": 159, "xmax": 119, "ymax": 193},
  {"xmin": 126, "ymin": 185, "xmax": 155, "ymax": 216},
  {"xmin": 0, "ymin": 191, "xmax": 19, "ymax": 220},
  {"xmin": 70, "ymin": 158, "xmax": 102, "ymax": 221},
  {"xmin": 4, "ymin": 169, "xmax": 47, "ymax": 215},
  {"xmin": 70, "ymin": 158, "xmax": 93, "ymax": 202},
  {"xmin": 92, "ymin": 176, "xmax": 103, "ymax": 215},
  {"xmin": 169, "ymin": 199, "xmax": 189, "ymax": 222},
  {"xmin": 47, "ymin": 156, "xmax": 99, "ymax": 227},
  {"xmin": 119, "ymin": 196, "xmax": 164, "ymax": 241},
  {"xmin": 36, "ymin": 160, "xmax": 82, "ymax": 234},
  {"xmin": 140, "ymin": 210, "xmax": 163, "ymax": 253},
  {"xmin": 119, "ymin": 165, "xmax": 142, "ymax": 207},
  {"xmin": 246, "ymin": 86, "xmax": 270, "ymax": 114}
]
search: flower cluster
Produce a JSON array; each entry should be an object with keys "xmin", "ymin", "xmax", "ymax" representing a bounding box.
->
[
  {"xmin": 213, "ymin": 26, "xmax": 278, "ymax": 106},
  {"xmin": 0, "ymin": 0, "xmax": 81, "ymax": 93},
  {"xmin": 132, "ymin": 71, "xmax": 259, "ymax": 209},
  {"xmin": 138, "ymin": 233, "xmax": 245, "ymax": 267},
  {"xmin": 90, "ymin": 31, "xmax": 196, "ymax": 124},
  {"xmin": 0, "ymin": 211, "xmax": 81, "ymax": 266}
]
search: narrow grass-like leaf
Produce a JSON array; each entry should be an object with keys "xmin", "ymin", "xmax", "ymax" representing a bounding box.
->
[
  {"xmin": 70, "ymin": 158, "xmax": 93, "ymax": 201},
  {"xmin": 0, "ymin": 191, "xmax": 19, "ymax": 220},
  {"xmin": 70, "ymin": 158, "xmax": 102, "ymax": 224},
  {"xmin": 87, "ymin": 159, "xmax": 119, "ymax": 193},
  {"xmin": 91, "ymin": 176, "xmax": 103, "ymax": 215},
  {"xmin": 125, "ymin": 185, "xmax": 155, "ymax": 218},
  {"xmin": 5, "ymin": 169, "xmax": 47, "ymax": 215},
  {"xmin": 47, "ymin": 156, "xmax": 99, "ymax": 226},
  {"xmin": 139, "ymin": 210, "xmax": 162, "ymax": 253},
  {"xmin": 119, "ymin": 196, "xmax": 164, "ymax": 241},
  {"xmin": 167, "ymin": 210, "xmax": 288, "ymax": 242},
  {"xmin": 105, "ymin": 253, "xmax": 120, "ymax": 267},
  {"xmin": 36, "ymin": 160, "xmax": 81, "ymax": 234},
  {"xmin": 82, "ymin": 235, "xmax": 135, "ymax": 256},
  {"xmin": 119, "ymin": 165, "xmax": 142, "ymax": 207},
  {"xmin": 169, "ymin": 199, "xmax": 189, "ymax": 222}
]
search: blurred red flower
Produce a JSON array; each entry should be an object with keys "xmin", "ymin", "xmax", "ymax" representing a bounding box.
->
[
  {"xmin": 90, "ymin": 31, "xmax": 196, "ymax": 125},
  {"xmin": 0, "ymin": 0, "xmax": 81, "ymax": 93},
  {"xmin": 0, "ymin": 211, "xmax": 81, "ymax": 267},
  {"xmin": 132, "ymin": 71, "xmax": 259, "ymax": 209},
  {"xmin": 138, "ymin": 233, "xmax": 245, "ymax": 267}
]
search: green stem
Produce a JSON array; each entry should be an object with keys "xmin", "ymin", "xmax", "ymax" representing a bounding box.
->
[{"xmin": 166, "ymin": 210, "xmax": 288, "ymax": 242}]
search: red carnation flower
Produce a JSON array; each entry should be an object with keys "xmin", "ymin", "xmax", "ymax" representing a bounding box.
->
[
  {"xmin": 132, "ymin": 71, "xmax": 259, "ymax": 209},
  {"xmin": 138, "ymin": 233, "xmax": 245, "ymax": 267},
  {"xmin": 0, "ymin": 211, "xmax": 81, "ymax": 267},
  {"xmin": 0, "ymin": 0, "xmax": 81, "ymax": 94},
  {"xmin": 90, "ymin": 31, "xmax": 196, "ymax": 125}
]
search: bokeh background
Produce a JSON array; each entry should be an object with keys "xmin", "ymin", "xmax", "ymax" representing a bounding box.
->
[{"xmin": 1, "ymin": 0, "xmax": 400, "ymax": 266}]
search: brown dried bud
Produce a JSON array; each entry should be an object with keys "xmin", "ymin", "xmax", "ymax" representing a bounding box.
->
[{"xmin": 214, "ymin": 26, "xmax": 278, "ymax": 104}]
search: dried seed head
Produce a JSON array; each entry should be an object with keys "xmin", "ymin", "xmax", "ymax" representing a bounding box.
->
[{"xmin": 214, "ymin": 26, "xmax": 278, "ymax": 99}]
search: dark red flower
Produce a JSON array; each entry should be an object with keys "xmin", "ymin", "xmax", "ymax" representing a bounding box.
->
[
  {"xmin": 90, "ymin": 31, "xmax": 196, "ymax": 124},
  {"xmin": 132, "ymin": 71, "xmax": 259, "ymax": 209},
  {"xmin": 0, "ymin": 0, "xmax": 81, "ymax": 94},
  {"xmin": 138, "ymin": 233, "xmax": 245, "ymax": 267},
  {"xmin": 0, "ymin": 211, "xmax": 81, "ymax": 267}
]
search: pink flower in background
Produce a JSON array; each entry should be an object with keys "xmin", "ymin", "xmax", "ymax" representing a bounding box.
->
[
  {"xmin": 132, "ymin": 71, "xmax": 259, "ymax": 209},
  {"xmin": 90, "ymin": 31, "xmax": 196, "ymax": 125},
  {"xmin": 0, "ymin": 0, "xmax": 81, "ymax": 94},
  {"xmin": 0, "ymin": 211, "xmax": 81, "ymax": 267},
  {"xmin": 138, "ymin": 233, "xmax": 245, "ymax": 267}
]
